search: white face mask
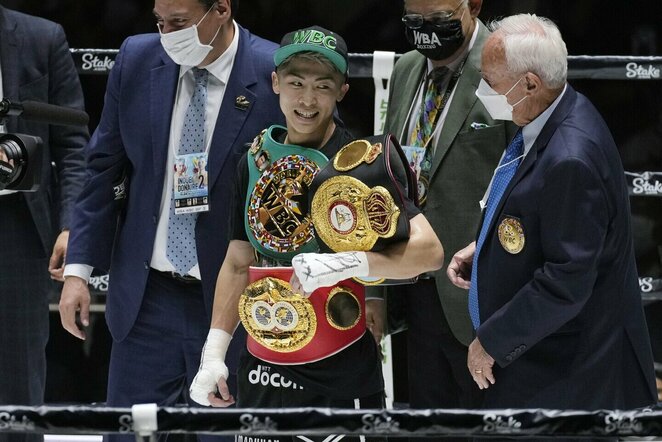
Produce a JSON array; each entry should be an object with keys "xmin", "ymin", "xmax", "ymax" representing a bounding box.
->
[
  {"xmin": 159, "ymin": 5, "xmax": 222, "ymax": 67},
  {"xmin": 475, "ymin": 77, "xmax": 527, "ymax": 121}
]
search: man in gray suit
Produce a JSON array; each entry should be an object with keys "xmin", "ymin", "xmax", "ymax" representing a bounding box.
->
[
  {"xmin": 367, "ymin": 0, "xmax": 516, "ymax": 429},
  {"xmin": 0, "ymin": 6, "xmax": 87, "ymax": 442}
]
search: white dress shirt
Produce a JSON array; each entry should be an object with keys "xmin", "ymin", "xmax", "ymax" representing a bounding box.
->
[{"xmin": 64, "ymin": 21, "xmax": 240, "ymax": 282}]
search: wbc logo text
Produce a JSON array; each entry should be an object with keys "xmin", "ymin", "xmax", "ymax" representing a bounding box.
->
[{"xmin": 292, "ymin": 29, "xmax": 337, "ymax": 50}]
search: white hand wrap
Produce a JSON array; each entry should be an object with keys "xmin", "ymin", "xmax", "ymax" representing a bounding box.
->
[
  {"xmin": 189, "ymin": 329, "xmax": 232, "ymax": 406},
  {"xmin": 292, "ymin": 251, "xmax": 370, "ymax": 293}
]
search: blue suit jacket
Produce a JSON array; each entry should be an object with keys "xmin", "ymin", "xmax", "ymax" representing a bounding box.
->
[
  {"xmin": 475, "ymin": 85, "xmax": 657, "ymax": 409},
  {"xmin": 67, "ymin": 27, "xmax": 283, "ymax": 344}
]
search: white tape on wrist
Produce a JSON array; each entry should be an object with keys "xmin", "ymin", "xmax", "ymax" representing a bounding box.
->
[
  {"xmin": 292, "ymin": 251, "xmax": 369, "ymax": 293},
  {"xmin": 189, "ymin": 328, "xmax": 232, "ymax": 406},
  {"xmin": 206, "ymin": 328, "xmax": 232, "ymax": 359}
]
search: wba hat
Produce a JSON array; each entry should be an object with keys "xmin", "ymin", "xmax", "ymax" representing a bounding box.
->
[{"xmin": 274, "ymin": 25, "xmax": 348, "ymax": 75}]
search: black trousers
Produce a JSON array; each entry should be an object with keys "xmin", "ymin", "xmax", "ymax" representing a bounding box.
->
[
  {"xmin": 237, "ymin": 354, "xmax": 387, "ymax": 442},
  {"xmin": 0, "ymin": 193, "xmax": 50, "ymax": 442},
  {"xmin": 402, "ymin": 279, "xmax": 483, "ymax": 442},
  {"xmin": 104, "ymin": 270, "xmax": 235, "ymax": 442}
]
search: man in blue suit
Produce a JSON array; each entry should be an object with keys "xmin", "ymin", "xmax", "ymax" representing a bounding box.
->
[
  {"xmin": 0, "ymin": 6, "xmax": 87, "ymax": 442},
  {"xmin": 58, "ymin": 0, "xmax": 282, "ymax": 438},
  {"xmin": 447, "ymin": 13, "xmax": 656, "ymax": 430}
]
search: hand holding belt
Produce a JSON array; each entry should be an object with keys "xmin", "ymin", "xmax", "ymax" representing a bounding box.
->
[
  {"xmin": 292, "ymin": 251, "xmax": 369, "ymax": 293},
  {"xmin": 309, "ymin": 134, "xmax": 418, "ymax": 286}
]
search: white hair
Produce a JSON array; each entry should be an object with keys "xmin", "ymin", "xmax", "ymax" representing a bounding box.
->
[{"xmin": 488, "ymin": 14, "xmax": 567, "ymax": 88}]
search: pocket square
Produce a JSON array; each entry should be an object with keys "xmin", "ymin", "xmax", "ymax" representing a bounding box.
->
[{"xmin": 470, "ymin": 122, "xmax": 492, "ymax": 130}]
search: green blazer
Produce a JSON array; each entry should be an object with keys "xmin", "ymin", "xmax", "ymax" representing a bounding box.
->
[{"xmin": 385, "ymin": 21, "xmax": 518, "ymax": 345}]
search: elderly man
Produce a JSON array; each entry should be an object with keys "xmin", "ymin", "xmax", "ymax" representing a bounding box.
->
[{"xmin": 447, "ymin": 13, "xmax": 656, "ymax": 431}]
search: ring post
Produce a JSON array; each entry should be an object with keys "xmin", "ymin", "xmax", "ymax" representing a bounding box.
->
[{"xmin": 131, "ymin": 403, "xmax": 158, "ymax": 442}]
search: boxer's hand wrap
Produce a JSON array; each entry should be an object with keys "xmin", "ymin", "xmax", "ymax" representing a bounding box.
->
[
  {"xmin": 189, "ymin": 329, "xmax": 231, "ymax": 406},
  {"xmin": 292, "ymin": 251, "xmax": 370, "ymax": 293}
]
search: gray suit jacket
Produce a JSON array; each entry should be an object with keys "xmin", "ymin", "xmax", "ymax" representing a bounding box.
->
[{"xmin": 385, "ymin": 22, "xmax": 517, "ymax": 345}]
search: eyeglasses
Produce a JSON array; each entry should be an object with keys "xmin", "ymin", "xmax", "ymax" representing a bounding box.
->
[{"xmin": 401, "ymin": 1, "xmax": 464, "ymax": 29}]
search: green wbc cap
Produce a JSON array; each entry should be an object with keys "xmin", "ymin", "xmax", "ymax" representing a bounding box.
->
[{"xmin": 274, "ymin": 25, "xmax": 348, "ymax": 75}]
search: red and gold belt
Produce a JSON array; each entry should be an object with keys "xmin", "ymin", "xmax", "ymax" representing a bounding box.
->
[{"xmin": 239, "ymin": 266, "xmax": 365, "ymax": 365}]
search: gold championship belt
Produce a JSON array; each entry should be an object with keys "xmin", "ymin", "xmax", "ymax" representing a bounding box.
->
[
  {"xmin": 309, "ymin": 134, "xmax": 417, "ymax": 254},
  {"xmin": 245, "ymin": 126, "xmax": 328, "ymax": 261},
  {"xmin": 239, "ymin": 266, "xmax": 365, "ymax": 364},
  {"xmin": 308, "ymin": 134, "xmax": 417, "ymax": 285},
  {"xmin": 311, "ymin": 176, "xmax": 400, "ymax": 252}
]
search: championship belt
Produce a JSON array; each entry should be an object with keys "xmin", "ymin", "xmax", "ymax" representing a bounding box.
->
[
  {"xmin": 245, "ymin": 125, "xmax": 329, "ymax": 261},
  {"xmin": 309, "ymin": 134, "xmax": 417, "ymax": 285},
  {"xmin": 239, "ymin": 266, "xmax": 366, "ymax": 364}
]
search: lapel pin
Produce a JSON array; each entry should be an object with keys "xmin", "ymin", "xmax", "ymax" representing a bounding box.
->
[
  {"xmin": 235, "ymin": 95, "xmax": 250, "ymax": 111},
  {"xmin": 498, "ymin": 217, "xmax": 525, "ymax": 254}
]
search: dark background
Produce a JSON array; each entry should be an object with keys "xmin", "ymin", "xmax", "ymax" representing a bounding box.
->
[
  {"xmin": 1, "ymin": 0, "xmax": 659, "ymax": 403},
  {"xmin": 3, "ymin": 0, "xmax": 661, "ymax": 144}
]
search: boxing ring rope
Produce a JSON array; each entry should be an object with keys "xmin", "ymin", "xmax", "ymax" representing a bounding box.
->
[
  {"xmin": 2, "ymin": 405, "xmax": 662, "ymax": 438},
  {"xmin": 71, "ymin": 50, "xmax": 662, "ymax": 79}
]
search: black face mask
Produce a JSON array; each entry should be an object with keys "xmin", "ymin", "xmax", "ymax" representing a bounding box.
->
[{"xmin": 405, "ymin": 19, "xmax": 465, "ymax": 61}]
